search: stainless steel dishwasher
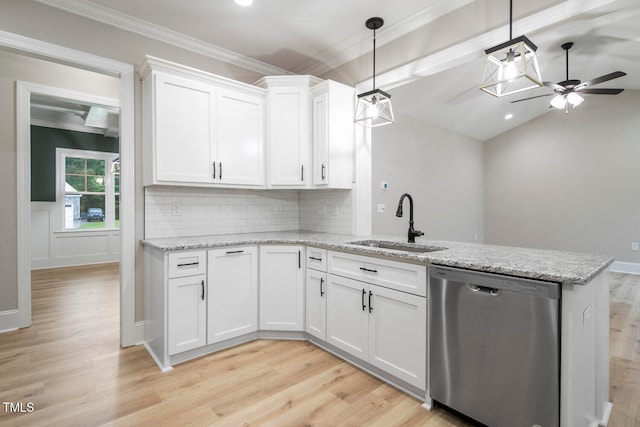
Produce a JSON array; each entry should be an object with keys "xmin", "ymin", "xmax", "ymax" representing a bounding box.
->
[{"xmin": 429, "ymin": 266, "xmax": 560, "ymax": 427}]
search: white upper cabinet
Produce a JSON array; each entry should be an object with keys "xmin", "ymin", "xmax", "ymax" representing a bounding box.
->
[
  {"xmin": 311, "ymin": 80, "xmax": 354, "ymax": 189},
  {"xmin": 216, "ymin": 88, "xmax": 265, "ymax": 186},
  {"xmin": 147, "ymin": 72, "xmax": 217, "ymax": 184},
  {"xmin": 141, "ymin": 57, "xmax": 354, "ymax": 191},
  {"xmin": 257, "ymin": 76, "xmax": 321, "ymax": 188},
  {"xmin": 141, "ymin": 56, "xmax": 265, "ymax": 188}
]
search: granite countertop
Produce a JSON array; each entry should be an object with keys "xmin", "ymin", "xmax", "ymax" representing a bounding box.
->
[{"xmin": 141, "ymin": 231, "xmax": 614, "ymax": 285}]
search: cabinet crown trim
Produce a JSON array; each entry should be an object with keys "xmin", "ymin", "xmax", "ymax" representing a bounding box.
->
[{"xmin": 140, "ymin": 55, "xmax": 266, "ymax": 96}]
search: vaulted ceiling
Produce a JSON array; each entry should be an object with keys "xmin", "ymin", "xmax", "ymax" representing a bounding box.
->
[{"xmin": 33, "ymin": 0, "xmax": 640, "ymax": 140}]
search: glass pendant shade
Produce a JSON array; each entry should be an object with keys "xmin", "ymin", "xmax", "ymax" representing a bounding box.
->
[
  {"xmin": 354, "ymin": 88, "xmax": 394, "ymax": 127},
  {"xmin": 355, "ymin": 17, "xmax": 394, "ymax": 127},
  {"xmin": 480, "ymin": 35, "xmax": 543, "ymax": 97}
]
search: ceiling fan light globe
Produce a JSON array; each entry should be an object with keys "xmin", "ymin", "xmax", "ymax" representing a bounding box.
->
[
  {"xmin": 567, "ymin": 92, "xmax": 584, "ymax": 107},
  {"xmin": 550, "ymin": 94, "xmax": 567, "ymax": 109}
]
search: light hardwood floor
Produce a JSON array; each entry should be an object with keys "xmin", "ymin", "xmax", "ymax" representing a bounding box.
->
[{"xmin": 0, "ymin": 265, "xmax": 638, "ymax": 426}]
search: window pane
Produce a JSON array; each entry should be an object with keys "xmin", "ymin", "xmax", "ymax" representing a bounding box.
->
[
  {"xmin": 86, "ymin": 159, "xmax": 105, "ymax": 176},
  {"xmin": 87, "ymin": 175, "xmax": 105, "ymax": 192},
  {"xmin": 66, "ymin": 175, "xmax": 85, "ymax": 192},
  {"xmin": 80, "ymin": 195, "xmax": 106, "ymax": 229},
  {"xmin": 66, "ymin": 157, "xmax": 85, "ymax": 174},
  {"xmin": 115, "ymin": 195, "xmax": 120, "ymax": 228},
  {"xmin": 114, "ymin": 175, "xmax": 120, "ymax": 193}
]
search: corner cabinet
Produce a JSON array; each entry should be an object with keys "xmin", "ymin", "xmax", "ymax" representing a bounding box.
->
[
  {"xmin": 259, "ymin": 245, "xmax": 304, "ymax": 331},
  {"xmin": 141, "ymin": 56, "xmax": 265, "ymax": 188},
  {"xmin": 256, "ymin": 76, "xmax": 321, "ymax": 188},
  {"xmin": 311, "ymin": 80, "xmax": 354, "ymax": 189},
  {"xmin": 207, "ymin": 246, "xmax": 258, "ymax": 343}
]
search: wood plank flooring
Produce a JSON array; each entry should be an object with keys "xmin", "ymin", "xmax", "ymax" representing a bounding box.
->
[{"xmin": 0, "ymin": 265, "xmax": 638, "ymax": 426}]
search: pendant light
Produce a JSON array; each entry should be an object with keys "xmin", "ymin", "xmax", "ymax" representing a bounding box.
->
[
  {"xmin": 479, "ymin": 0, "xmax": 543, "ymax": 97},
  {"xmin": 354, "ymin": 17, "xmax": 394, "ymax": 127}
]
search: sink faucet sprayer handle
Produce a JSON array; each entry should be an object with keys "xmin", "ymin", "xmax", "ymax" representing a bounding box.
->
[{"xmin": 396, "ymin": 193, "xmax": 424, "ymax": 243}]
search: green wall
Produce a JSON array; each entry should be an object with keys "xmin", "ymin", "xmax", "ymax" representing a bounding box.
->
[{"xmin": 31, "ymin": 126, "xmax": 119, "ymax": 201}]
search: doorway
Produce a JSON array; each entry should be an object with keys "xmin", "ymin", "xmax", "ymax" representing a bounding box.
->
[{"xmin": 2, "ymin": 28, "xmax": 138, "ymax": 347}]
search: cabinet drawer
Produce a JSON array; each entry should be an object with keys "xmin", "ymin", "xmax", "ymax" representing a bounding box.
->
[
  {"xmin": 168, "ymin": 250, "xmax": 207, "ymax": 278},
  {"xmin": 328, "ymin": 251, "xmax": 426, "ymax": 297},
  {"xmin": 306, "ymin": 247, "xmax": 327, "ymax": 272}
]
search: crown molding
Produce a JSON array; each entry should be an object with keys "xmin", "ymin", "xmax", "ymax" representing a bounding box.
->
[
  {"xmin": 34, "ymin": 0, "xmax": 291, "ymax": 76},
  {"xmin": 298, "ymin": 0, "xmax": 474, "ymax": 76}
]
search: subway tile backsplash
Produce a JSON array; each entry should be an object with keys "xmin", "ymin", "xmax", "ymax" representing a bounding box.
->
[
  {"xmin": 299, "ymin": 189, "xmax": 355, "ymax": 235},
  {"xmin": 144, "ymin": 187, "xmax": 354, "ymax": 239}
]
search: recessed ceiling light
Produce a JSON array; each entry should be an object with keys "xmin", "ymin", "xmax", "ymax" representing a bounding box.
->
[
  {"xmin": 235, "ymin": 0, "xmax": 253, "ymax": 6},
  {"xmin": 504, "ymin": 113, "xmax": 514, "ymax": 120}
]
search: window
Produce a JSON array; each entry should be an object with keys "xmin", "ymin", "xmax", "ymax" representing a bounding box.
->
[{"xmin": 58, "ymin": 148, "xmax": 119, "ymax": 230}]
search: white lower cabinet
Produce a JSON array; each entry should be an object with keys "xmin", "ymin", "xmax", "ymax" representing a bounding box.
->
[
  {"xmin": 207, "ymin": 246, "xmax": 258, "ymax": 344},
  {"xmin": 259, "ymin": 245, "xmax": 304, "ymax": 331},
  {"xmin": 305, "ymin": 268, "xmax": 327, "ymax": 340},
  {"xmin": 167, "ymin": 274, "xmax": 207, "ymax": 355},
  {"xmin": 326, "ymin": 253, "xmax": 427, "ymax": 390}
]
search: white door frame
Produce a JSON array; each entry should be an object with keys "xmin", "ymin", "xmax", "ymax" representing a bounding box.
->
[{"xmin": 3, "ymin": 29, "xmax": 138, "ymax": 347}]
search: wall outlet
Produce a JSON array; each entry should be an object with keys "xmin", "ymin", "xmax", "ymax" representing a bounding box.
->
[
  {"xmin": 172, "ymin": 202, "xmax": 181, "ymax": 216},
  {"xmin": 377, "ymin": 203, "xmax": 386, "ymax": 213},
  {"xmin": 632, "ymin": 242, "xmax": 639, "ymax": 251},
  {"xmin": 317, "ymin": 204, "xmax": 326, "ymax": 215},
  {"xmin": 273, "ymin": 204, "xmax": 283, "ymax": 214}
]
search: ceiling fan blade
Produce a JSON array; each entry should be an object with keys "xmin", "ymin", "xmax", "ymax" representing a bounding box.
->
[
  {"xmin": 510, "ymin": 94, "xmax": 553, "ymax": 103},
  {"xmin": 577, "ymin": 88, "xmax": 625, "ymax": 95},
  {"xmin": 543, "ymin": 81, "xmax": 566, "ymax": 92},
  {"xmin": 576, "ymin": 71, "xmax": 626, "ymax": 89}
]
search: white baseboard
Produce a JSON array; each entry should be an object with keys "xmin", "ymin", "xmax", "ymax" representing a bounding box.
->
[
  {"xmin": 0, "ymin": 310, "xmax": 19, "ymax": 333},
  {"xmin": 610, "ymin": 261, "xmax": 640, "ymax": 275},
  {"xmin": 134, "ymin": 321, "xmax": 145, "ymax": 345}
]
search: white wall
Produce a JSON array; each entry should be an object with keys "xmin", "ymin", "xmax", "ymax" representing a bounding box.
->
[
  {"xmin": 485, "ymin": 90, "xmax": 640, "ymax": 264},
  {"xmin": 371, "ymin": 115, "xmax": 485, "ymax": 242}
]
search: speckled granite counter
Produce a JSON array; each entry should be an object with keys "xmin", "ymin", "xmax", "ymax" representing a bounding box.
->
[{"xmin": 141, "ymin": 231, "xmax": 614, "ymax": 285}]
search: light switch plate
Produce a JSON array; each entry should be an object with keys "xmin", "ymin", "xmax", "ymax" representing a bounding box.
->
[{"xmin": 377, "ymin": 203, "xmax": 386, "ymax": 213}]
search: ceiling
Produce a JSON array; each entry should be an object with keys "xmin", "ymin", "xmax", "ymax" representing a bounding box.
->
[
  {"xmin": 34, "ymin": 0, "xmax": 640, "ymax": 141},
  {"xmin": 31, "ymin": 94, "xmax": 120, "ymax": 138}
]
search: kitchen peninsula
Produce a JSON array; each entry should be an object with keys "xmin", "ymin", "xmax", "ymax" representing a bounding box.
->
[{"xmin": 142, "ymin": 231, "xmax": 613, "ymax": 427}]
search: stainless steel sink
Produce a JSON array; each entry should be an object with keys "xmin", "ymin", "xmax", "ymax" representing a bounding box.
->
[{"xmin": 348, "ymin": 240, "xmax": 446, "ymax": 253}]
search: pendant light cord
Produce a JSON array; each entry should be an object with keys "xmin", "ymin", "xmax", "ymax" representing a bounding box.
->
[
  {"xmin": 509, "ymin": 0, "xmax": 513, "ymax": 40},
  {"xmin": 372, "ymin": 26, "xmax": 377, "ymax": 90}
]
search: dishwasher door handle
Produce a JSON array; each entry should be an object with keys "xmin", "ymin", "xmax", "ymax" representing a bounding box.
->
[{"xmin": 469, "ymin": 284, "xmax": 502, "ymax": 297}]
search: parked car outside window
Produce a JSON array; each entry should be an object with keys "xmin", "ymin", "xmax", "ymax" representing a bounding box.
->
[{"xmin": 86, "ymin": 208, "xmax": 105, "ymax": 222}]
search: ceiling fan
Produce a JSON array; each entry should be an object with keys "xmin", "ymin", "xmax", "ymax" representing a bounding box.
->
[{"xmin": 511, "ymin": 42, "xmax": 626, "ymax": 112}]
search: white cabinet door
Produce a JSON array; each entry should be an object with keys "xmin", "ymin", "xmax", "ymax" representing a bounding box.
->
[
  {"xmin": 207, "ymin": 247, "xmax": 258, "ymax": 344},
  {"xmin": 311, "ymin": 80, "xmax": 354, "ymax": 189},
  {"xmin": 168, "ymin": 275, "xmax": 207, "ymax": 355},
  {"xmin": 311, "ymin": 91, "xmax": 329, "ymax": 186},
  {"xmin": 326, "ymin": 274, "xmax": 368, "ymax": 359},
  {"xmin": 154, "ymin": 72, "xmax": 216, "ymax": 184},
  {"xmin": 266, "ymin": 86, "xmax": 310, "ymax": 187},
  {"xmin": 368, "ymin": 285, "xmax": 426, "ymax": 389},
  {"xmin": 305, "ymin": 268, "xmax": 327, "ymax": 340},
  {"xmin": 216, "ymin": 89, "xmax": 265, "ymax": 186},
  {"xmin": 259, "ymin": 245, "xmax": 304, "ymax": 331}
]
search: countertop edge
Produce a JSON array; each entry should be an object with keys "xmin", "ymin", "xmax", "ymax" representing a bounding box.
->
[{"xmin": 141, "ymin": 232, "xmax": 615, "ymax": 286}]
